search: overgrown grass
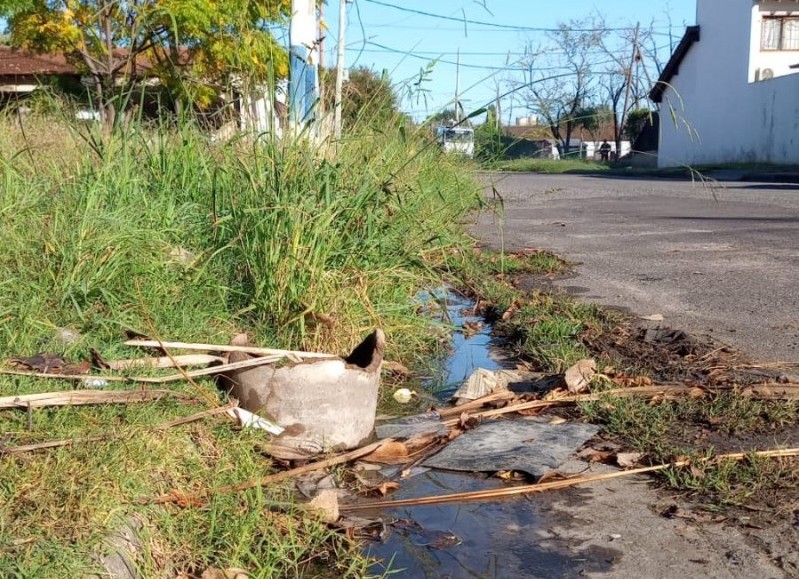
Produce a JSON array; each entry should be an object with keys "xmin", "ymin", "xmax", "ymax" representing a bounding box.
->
[
  {"xmin": 483, "ymin": 157, "xmax": 611, "ymax": 174},
  {"xmin": 0, "ymin": 113, "xmax": 481, "ymax": 576}
]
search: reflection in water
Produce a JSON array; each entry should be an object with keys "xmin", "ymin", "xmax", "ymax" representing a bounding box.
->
[{"xmin": 362, "ymin": 291, "xmax": 617, "ymax": 577}]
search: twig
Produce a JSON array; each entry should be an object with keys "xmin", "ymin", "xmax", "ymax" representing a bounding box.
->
[
  {"xmin": 154, "ymin": 400, "xmax": 239, "ymax": 430},
  {"xmin": 0, "ymin": 389, "xmax": 191, "ymax": 410},
  {"xmin": 0, "ymin": 355, "xmax": 281, "ymax": 385},
  {"xmin": 124, "ymin": 339, "xmax": 336, "ymax": 359},
  {"xmin": 436, "ymin": 391, "xmax": 517, "ymax": 418},
  {"xmin": 144, "ymin": 438, "xmax": 396, "ymax": 505},
  {"xmin": 0, "ymin": 436, "xmax": 108, "ymax": 454},
  {"xmin": 0, "ymin": 401, "xmax": 239, "ymax": 455},
  {"xmin": 341, "ymin": 448, "xmax": 799, "ymax": 511}
]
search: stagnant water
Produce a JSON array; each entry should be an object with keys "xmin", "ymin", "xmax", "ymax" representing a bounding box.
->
[{"xmin": 361, "ymin": 292, "xmax": 614, "ymax": 577}]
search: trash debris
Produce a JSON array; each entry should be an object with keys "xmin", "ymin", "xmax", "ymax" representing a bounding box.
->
[
  {"xmin": 451, "ymin": 368, "xmax": 523, "ymax": 405},
  {"xmin": 82, "ymin": 378, "xmax": 109, "ymax": 389},
  {"xmin": 219, "ymin": 330, "xmax": 384, "ymax": 452},
  {"xmin": 8, "ymin": 353, "xmax": 90, "ymax": 375},
  {"xmin": 423, "ymin": 418, "xmax": 600, "ymax": 478},
  {"xmin": 53, "ymin": 327, "xmax": 82, "ymax": 346},
  {"xmin": 563, "ymin": 359, "xmax": 597, "ymax": 394},
  {"xmin": 375, "ymin": 412, "xmax": 447, "ymax": 439},
  {"xmin": 308, "ymin": 489, "xmax": 340, "ymax": 523},
  {"xmin": 226, "ymin": 407, "xmax": 284, "ymax": 435},
  {"xmin": 392, "ymin": 388, "xmax": 417, "ymax": 404},
  {"xmin": 616, "ymin": 452, "xmax": 646, "ymax": 468}
]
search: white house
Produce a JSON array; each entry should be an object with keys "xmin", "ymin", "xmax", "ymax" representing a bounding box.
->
[{"xmin": 651, "ymin": 0, "xmax": 799, "ymax": 167}]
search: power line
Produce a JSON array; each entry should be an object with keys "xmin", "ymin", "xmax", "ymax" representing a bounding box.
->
[{"xmin": 362, "ymin": 0, "xmax": 648, "ymax": 33}]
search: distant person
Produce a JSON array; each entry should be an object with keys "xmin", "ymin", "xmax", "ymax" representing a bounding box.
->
[{"xmin": 599, "ymin": 140, "xmax": 611, "ymax": 162}]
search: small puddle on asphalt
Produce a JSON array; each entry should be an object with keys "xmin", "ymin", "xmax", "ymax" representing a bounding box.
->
[{"xmin": 361, "ymin": 290, "xmax": 615, "ymax": 577}]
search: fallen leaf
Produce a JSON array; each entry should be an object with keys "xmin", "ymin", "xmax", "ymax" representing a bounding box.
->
[
  {"xmin": 548, "ymin": 416, "xmax": 567, "ymax": 425},
  {"xmin": 308, "ymin": 489, "xmax": 339, "ymax": 523},
  {"xmin": 640, "ymin": 314, "xmax": 664, "ymax": 321},
  {"xmin": 496, "ymin": 470, "xmax": 525, "ymax": 481},
  {"xmin": 361, "ymin": 441, "xmax": 410, "ymax": 464},
  {"xmin": 377, "ymin": 482, "xmax": 400, "ymax": 496},
  {"xmin": 688, "ymin": 387, "xmax": 706, "ymax": 399},
  {"xmin": 459, "ymin": 412, "xmax": 480, "ymax": 430},
  {"xmin": 564, "ymin": 359, "xmax": 597, "ymax": 394},
  {"xmin": 382, "ymin": 361, "xmax": 411, "ymax": 376},
  {"xmin": 578, "ymin": 448, "xmax": 615, "ymax": 463},
  {"xmin": 200, "ymin": 568, "xmax": 249, "ymax": 579},
  {"xmin": 616, "ymin": 452, "xmax": 646, "ymax": 468},
  {"xmin": 537, "ymin": 470, "xmax": 567, "ymax": 484}
]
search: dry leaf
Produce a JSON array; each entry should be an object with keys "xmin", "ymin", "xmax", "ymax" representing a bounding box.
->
[
  {"xmin": 564, "ymin": 359, "xmax": 597, "ymax": 394},
  {"xmin": 537, "ymin": 470, "xmax": 567, "ymax": 484},
  {"xmin": 377, "ymin": 482, "xmax": 400, "ymax": 496},
  {"xmin": 548, "ymin": 416, "xmax": 567, "ymax": 425},
  {"xmin": 496, "ymin": 470, "xmax": 525, "ymax": 481},
  {"xmin": 361, "ymin": 441, "xmax": 410, "ymax": 464},
  {"xmin": 688, "ymin": 387, "xmax": 706, "ymax": 399},
  {"xmin": 579, "ymin": 448, "xmax": 615, "ymax": 463},
  {"xmin": 459, "ymin": 412, "xmax": 480, "ymax": 430},
  {"xmin": 308, "ymin": 490, "xmax": 339, "ymax": 523},
  {"xmin": 382, "ymin": 361, "xmax": 411, "ymax": 376},
  {"xmin": 616, "ymin": 452, "xmax": 646, "ymax": 468},
  {"xmin": 200, "ymin": 569, "xmax": 249, "ymax": 579},
  {"xmin": 640, "ymin": 314, "xmax": 664, "ymax": 321}
]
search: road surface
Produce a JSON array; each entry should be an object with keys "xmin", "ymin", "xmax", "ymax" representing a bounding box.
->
[{"xmin": 472, "ymin": 173, "xmax": 799, "ymax": 364}]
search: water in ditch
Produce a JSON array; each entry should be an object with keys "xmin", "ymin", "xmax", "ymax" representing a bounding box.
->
[{"xmin": 361, "ymin": 291, "xmax": 613, "ymax": 578}]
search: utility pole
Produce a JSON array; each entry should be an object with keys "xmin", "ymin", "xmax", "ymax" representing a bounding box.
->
[
  {"xmin": 333, "ymin": 0, "xmax": 347, "ymax": 140},
  {"xmin": 619, "ymin": 22, "xmax": 641, "ymax": 158},
  {"xmin": 454, "ymin": 48, "xmax": 460, "ymax": 124},
  {"xmin": 290, "ymin": 0, "xmax": 319, "ymax": 132}
]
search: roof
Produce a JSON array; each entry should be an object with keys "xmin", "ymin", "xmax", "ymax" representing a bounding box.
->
[
  {"xmin": 504, "ymin": 123, "xmax": 622, "ymax": 142},
  {"xmin": 0, "ymin": 46, "xmax": 76, "ymax": 77},
  {"xmin": 649, "ymin": 26, "xmax": 700, "ymax": 103}
]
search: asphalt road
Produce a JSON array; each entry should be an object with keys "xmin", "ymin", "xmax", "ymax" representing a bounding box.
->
[{"xmin": 472, "ymin": 173, "xmax": 799, "ymax": 364}]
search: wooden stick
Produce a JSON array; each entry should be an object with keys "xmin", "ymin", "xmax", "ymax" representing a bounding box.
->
[
  {"xmin": 104, "ymin": 354, "xmax": 225, "ymax": 371},
  {"xmin": 436, "ymin": 391, "xmax": 517, "ymax": 418},
  {"xmin": 340, "ymin": 448, "xmax": 799, "ymax": 511},
  {"xmin": 124, "ymin": 339, "xmax": 336, "ymax": 359},
  {"xmin": 154, "ymin": 401, "xmax": 239, "ymax": 430},
  {"xmin": 0, "ymin": 401, "xmax": 239, "ymax": 455},
  {"xmin": 0, "ymin": 435, "xmax": 108, "ymax": 454},
  {"xmin": 145, "ymin": 438, "xmax": 396, "ymax": 505},
  {"xmin": 0, "ymin": 389, "xmax": 190, "ymax": 409},
  {"xmin": 1, "ymin": 355, "xmax": 282, "ymax": 385},
  {"xmin": 141, "ymin": 355, "xmax": 284, "ymax": 384}
]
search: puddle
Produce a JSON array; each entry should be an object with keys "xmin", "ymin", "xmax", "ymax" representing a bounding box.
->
[
  {"xmin": 360, "ymin": 290, "xmax": 617, "ymax": 577},
  {"xmin": 426, "ymin": 290, "xmax": 509, "ymax": 398},
  {"xmin": 364, "ymin": 470, "xmax": 617, "ymax": 578}
]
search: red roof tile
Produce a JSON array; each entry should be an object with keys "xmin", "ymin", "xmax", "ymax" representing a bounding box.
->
[{"xmin": 0, "ymin": 46, "xmax": 77, "ymax": 76}]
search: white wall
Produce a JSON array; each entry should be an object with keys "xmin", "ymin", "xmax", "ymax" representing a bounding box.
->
[
  {"xmin": 750, "ymin": 1, "xmax": 799, "ymax": 82},
  {"xmin": 658, "ymin": 0, "xmax": 799, "ymax": 166}
]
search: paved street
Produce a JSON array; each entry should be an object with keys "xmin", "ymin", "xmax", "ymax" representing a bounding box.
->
[{"xmin": 472, "ymin": 173, "xmax": 799, "ymax": 364}]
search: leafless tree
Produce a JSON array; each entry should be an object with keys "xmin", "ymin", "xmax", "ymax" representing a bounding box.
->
[{"xmin": 515, "ymin": 21, "xmax": 602, "ymax": 156}]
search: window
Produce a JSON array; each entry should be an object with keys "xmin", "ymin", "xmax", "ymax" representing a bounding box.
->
[{"xmin": 762, "ymin": 16, "xmax": 799, "ymax": 51}]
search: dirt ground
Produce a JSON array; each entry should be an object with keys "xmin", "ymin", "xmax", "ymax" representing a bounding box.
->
[{"xmin": 517, "ymin": 272, "xmax": 799, "ymax": 577}]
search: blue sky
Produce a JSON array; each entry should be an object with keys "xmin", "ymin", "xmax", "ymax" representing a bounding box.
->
[{"xmin": 324, "ymin": 0, "xmax": 697, "ymax": 121}]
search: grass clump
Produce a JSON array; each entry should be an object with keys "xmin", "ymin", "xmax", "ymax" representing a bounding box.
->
[
  {"xmin": 0, "ymin": 112, "xmax": 481, "ymax": 576},
  {"xmin": 581, "ymin": 393, "xmax": 799, "ymax": 505}
]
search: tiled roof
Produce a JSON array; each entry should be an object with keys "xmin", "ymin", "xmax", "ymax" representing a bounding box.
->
[{"xmin": 0, "ymin": 46, "xmax": 76, "ymax": 76}]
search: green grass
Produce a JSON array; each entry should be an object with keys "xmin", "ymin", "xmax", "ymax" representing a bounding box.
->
[
  {"xmin": 484, "ymin": 158, "xmax": 612, "ymax": 174},
  {"xmin": 0, "ymin": 112, "xmax": 481, "ymax": 577},
  {"xmin": 581, "ymin": 394, "xmax": 799, "ymax": 505}
]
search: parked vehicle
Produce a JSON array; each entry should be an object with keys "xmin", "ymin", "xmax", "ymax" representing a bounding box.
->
[{"xmin": 437, "ymin": 126, "xmax": 474, "ymax": 158}]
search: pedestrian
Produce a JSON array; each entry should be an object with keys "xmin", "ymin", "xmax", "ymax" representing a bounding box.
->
[{"xmin": 599, "ymin": 140, "xmax": 611, "ymax": 162}]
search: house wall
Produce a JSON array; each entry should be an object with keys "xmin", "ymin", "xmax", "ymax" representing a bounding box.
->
[
  {"xmin": 658, "ymin": 0, "xmax": 799, "ymax": 166},
  {"xmin": 749, "ymin": 1, "xmax": 799, "ymax": 81}
]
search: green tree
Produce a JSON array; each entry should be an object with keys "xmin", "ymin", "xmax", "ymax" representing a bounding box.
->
[
  {"xmin": 321, "ymin": 66, "xmax": 400, "ymax": 129},
  {"xmin": 0, "ymin": 0, "xmax": 291, "ymax": 125}
]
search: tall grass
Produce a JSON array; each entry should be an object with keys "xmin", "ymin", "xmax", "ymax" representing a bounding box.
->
[
  {"xmin": 0, "ymin": 114, "xmax": 479, "ymax": 361},
  {"xmin": 0, "ymin": 111, "xmax": 480, "ymax": 576}
]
